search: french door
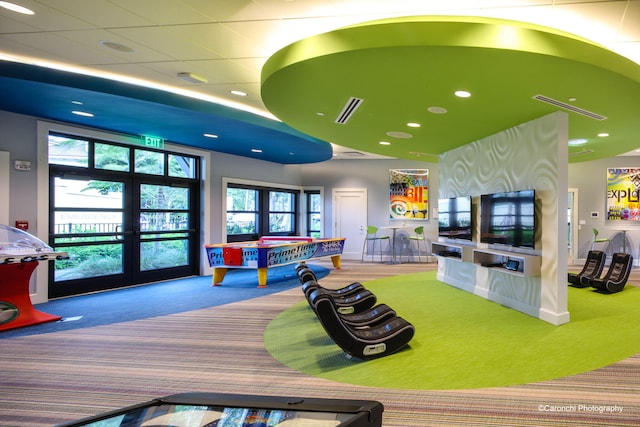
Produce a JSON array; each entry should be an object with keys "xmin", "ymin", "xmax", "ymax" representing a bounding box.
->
[{"xmin": 48, "ymin": 135, "xmax": 200, "ymax": 298}]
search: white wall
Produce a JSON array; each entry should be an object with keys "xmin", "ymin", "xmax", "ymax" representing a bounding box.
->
[{"xmin": 0, "ymin": 112, "xmax": 39, "ymax": 232}]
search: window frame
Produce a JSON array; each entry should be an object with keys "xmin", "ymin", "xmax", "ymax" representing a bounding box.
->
[
  {"xmin": 305, "ymin": 190, "xmax": 322, "ymax": 238},
  {"xmin": 226, "ymin": 182, "xmax": 300, "ymax": 243}
]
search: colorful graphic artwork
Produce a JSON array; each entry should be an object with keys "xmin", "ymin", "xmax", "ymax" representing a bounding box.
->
[
  {"xmin": 389, "ymin": 169, "xmax": 429, "ymax": 220},
  {"xmin": 606, "ymin": 167, "xmax": 640, "ymax": 221}
]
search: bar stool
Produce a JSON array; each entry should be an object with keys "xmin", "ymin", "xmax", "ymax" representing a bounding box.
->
[
  {"xmin": 361, "ymin": 226, "xmax": 389, "ymax": 262},
  {"xmin": 591, "ymin": 228, "xmax": 609, "ymax": 251},
  {"xmin": 400, "ymin": 226, "xmax": 432, "ymax": 263}
]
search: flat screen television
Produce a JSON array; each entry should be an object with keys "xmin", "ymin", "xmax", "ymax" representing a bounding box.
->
[
  {"xmin": 480, "ymin": 189, "xmax": 536, "ymax": 249},
  {"xmin": 438, "ymin": 196, "xmax": 472, "ymax": 241}
]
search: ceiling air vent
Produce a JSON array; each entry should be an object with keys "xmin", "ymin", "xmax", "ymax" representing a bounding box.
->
[
  {"xmin": 335, "ymin": 97, "xmax": 363, "ymax": 124},
  {"xmin": 533, "ymin": 95, "xmax": 606, "ymax": 121}
]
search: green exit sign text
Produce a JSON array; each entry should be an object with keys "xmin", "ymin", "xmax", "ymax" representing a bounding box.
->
[{"xmin": 143, "ymin": 135, "xmax": 165, "ymax": 149}]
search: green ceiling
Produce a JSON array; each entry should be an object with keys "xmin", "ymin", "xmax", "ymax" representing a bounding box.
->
[{"xmin": 261, "ymin": 16, "xmax": 640, "ymax": 163}]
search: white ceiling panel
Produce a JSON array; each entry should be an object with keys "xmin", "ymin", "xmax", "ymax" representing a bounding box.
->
[
  {"xmin": 550, "ymin": 2, "xmax": 628, "ymax": 43},
  {"xmin": 0, "ymin": 36, "xmax": 57, "ymax": 60},
  {"xmin": 233, "ymin": 57, "xmax": 270, "ymax": 81},
  {"xmin": 1, "ymin": 3, "xmax": 93, "ymax": 31},
  {"xmin": 179, "ymin": 0, "xmax": 271, "ymax": 22},
  {"xmin": 221, "ymin": 19, "xmax": 307, "ymax": 57},
  {"xmin": 142, "ymin": 59, "xmax": 251, "ymax": 85},
  {"xmin": 34, "ymin": 0, "xmax": 154, "ymax": 27},
  {"xmin": 254, "ymin": 0, "xmax": 338, "ymax": 19},
  {"xmin": 164, "ymin": 22, "xmax": 265, "ymax": 59},
  {"xmin": 552, "ymin": 0, "xmax": 614, "ymax": 4},
  {"xmin": 614, "ymin": 40, "xmax": 640, "ymax": 63},
  {"xmin": 0, "ymin": 13, "xmax": 41, "ymax": 32},
  {"xmin": 277, "ymin": 15, "xmax": 366, "ymax": 41},
  {"xmin": 474, "ymin": 5, "xmax": 554, "ymax": 26},
  {"xmin": 619, "ymin": 0, "xmax": 640, "ymax": 41},
  {"xmin": 110, "ymin": 0, "xmax": 217, "ymax": 25},
  {"xmin": 1, "ymin": 32, "xmax": 124, "ymax": 65},
  {"xmin": 53, "ymin": 29, "xmax": 176, "ymax": 64},
  {"xmin": 109, "ymin": 27, "xmax": 225, "ymax": 62},
  {"xmin": 89, "ymin": 62, "xmax": 177, "ymax": 84}
]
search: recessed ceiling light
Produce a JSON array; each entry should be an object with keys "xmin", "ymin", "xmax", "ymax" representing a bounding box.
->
[
  {"xmin": 407, "ymin": 122, "xmax": 421, "ymax": 128},
  {"xmin": 251, "ymin": 148, "xmax": 262, "ymax": 153},
  {"xmin": 379, "ymin": 141, "xmax": 391, "ymax": 145},
  {"xmin": 230, "ymin": 90, "xmax": 247, "ymax": 97},
  {"xmin": 316, "ymin": 112, "xmax": 325, "ymax": 116},
  {"xmin": 568, "ymin": 138, "xmax": 588, "ymax": 146},
  {"xmin": 427, "ymin": 106, "xmax": 447, "ymax": 114},
  {"xmin": 72, "ymin": 111, "xmax": 94, "ymax": 117},
  {"xmin": 203, "ymin": 133, "xmax": 219, "ymax": 139},
  {"xmin": 598, "ymin": 133, "xmax": 610, "ymax": 137},
  {"xmin": 0, "ymin": 1, "xmax": 34, "ymax": 14},
  {"xmin": 454, "ymin": 90, "xmax": 471, "ymax": 98},
  {"xmin": 99, "ymin": 40, "xmax": 134, "ymax": 53},
  {"xmin": 568, "ymin": 97, "xmax": 577, "ymax": 102},
  {"xmin": 386, "ymin": 131, "xmax": 413, "ymax": 139},
  {"xmin": 71, "ymin": 100, "xmax": 83, "ymax": 105}
]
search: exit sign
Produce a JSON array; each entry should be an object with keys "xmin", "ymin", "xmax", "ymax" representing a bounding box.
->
[{"xmin": 142, "ymin": 135, "xmax": 165, "ymax": 149}]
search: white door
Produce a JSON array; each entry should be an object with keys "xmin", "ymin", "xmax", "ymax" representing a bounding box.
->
[{"xmin": 333, "ymin": 188, "xmax": 367, "ymax": 260}]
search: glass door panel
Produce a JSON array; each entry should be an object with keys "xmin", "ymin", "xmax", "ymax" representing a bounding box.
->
[
  {"xmin": 137, "ymin": 183, "xmax": 195, "ymax": 276},
  {"xmin": 140, "ymin": 239, "xmax": 189, "ymax": 271},
  {"xmin": 50, "ymin": 176, "xmax": 129, "ymax": 296}
]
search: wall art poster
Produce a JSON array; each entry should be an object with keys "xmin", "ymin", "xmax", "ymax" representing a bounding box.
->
[
  {"xmin": 389, "ymin": 169, "xmax": 429, "ymax": 220},
  {"xmin": 606, "ymin": 167, "xmax": 640, "ymax": 220}
]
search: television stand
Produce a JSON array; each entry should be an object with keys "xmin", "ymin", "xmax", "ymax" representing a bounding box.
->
[{"xmin": 473, "ymin": 248, "xmax": 540, "ymax": 277}]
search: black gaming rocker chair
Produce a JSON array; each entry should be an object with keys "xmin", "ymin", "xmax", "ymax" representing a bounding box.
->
[
  {"xmin": 590, "ymin": 252, "xmax": 633, "ymax": 293},
  {"xmin": 306, "ymin": 288, "xmax": 397, "ymax": 328},
  {"xmin": 296, "ymin": 263, "xmax": 317, "ymax": 285},
  {"xmin": 568, "ymin": 250, "xmax": 606, "ymax": 288},
  {"xmin": 303, "ymin": 280, "xmax": 376, "ymax": 314},
  {"xmin": 296, "ymin": 263, "xmax": 366, "ymax": 300},
  {"xmin": 309, "ymin": 289, "xmax": 415, "ymax": 360},
  {"xmin": 301, "ymin": 279, "xmax": 365, "ymax": 299}
]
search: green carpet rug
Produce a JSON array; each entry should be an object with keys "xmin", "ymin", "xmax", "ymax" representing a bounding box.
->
[{"xmin": 264, "ymin": 271, "xmax": 640, "ymax": 390}]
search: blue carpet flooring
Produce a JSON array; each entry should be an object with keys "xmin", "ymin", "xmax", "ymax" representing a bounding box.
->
[{"xmin": 1, "ymin": 264, "xmax": 329, "ymax": 339}]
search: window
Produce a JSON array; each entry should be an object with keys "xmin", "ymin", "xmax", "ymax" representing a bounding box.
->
[
  {"xmin": 226, "ymin": 184, "xmax": 299, "ymax": 242},
  {"xmin": 226, "ymin": 187, "xmax": 259, "ymax": 237},
  {"xmin": 48, "ymin": 135, "xmax": 89, "ymax": 167},
  {"xmin": 48, "ymin": 133, "xmax": 198, "ymax": 179},
  {"xmin": 269, "ymin": 191, "xmax": 295, "ymax": 233},
  {"xmin": 95, "ymin": 143, "xmax": 130, "ymax": 171},
  {"xmin": 306, "ymin": 191, "xmax": 322, "ymax": 238},
  {"xmin": 134, "ymin": 149, "xmax": 164, "ymax": 175}
]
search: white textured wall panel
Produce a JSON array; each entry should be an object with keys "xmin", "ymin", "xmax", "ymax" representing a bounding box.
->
[{"xmin": 439, "ymin": 112, "xmax": 569, "ymax": 325}]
